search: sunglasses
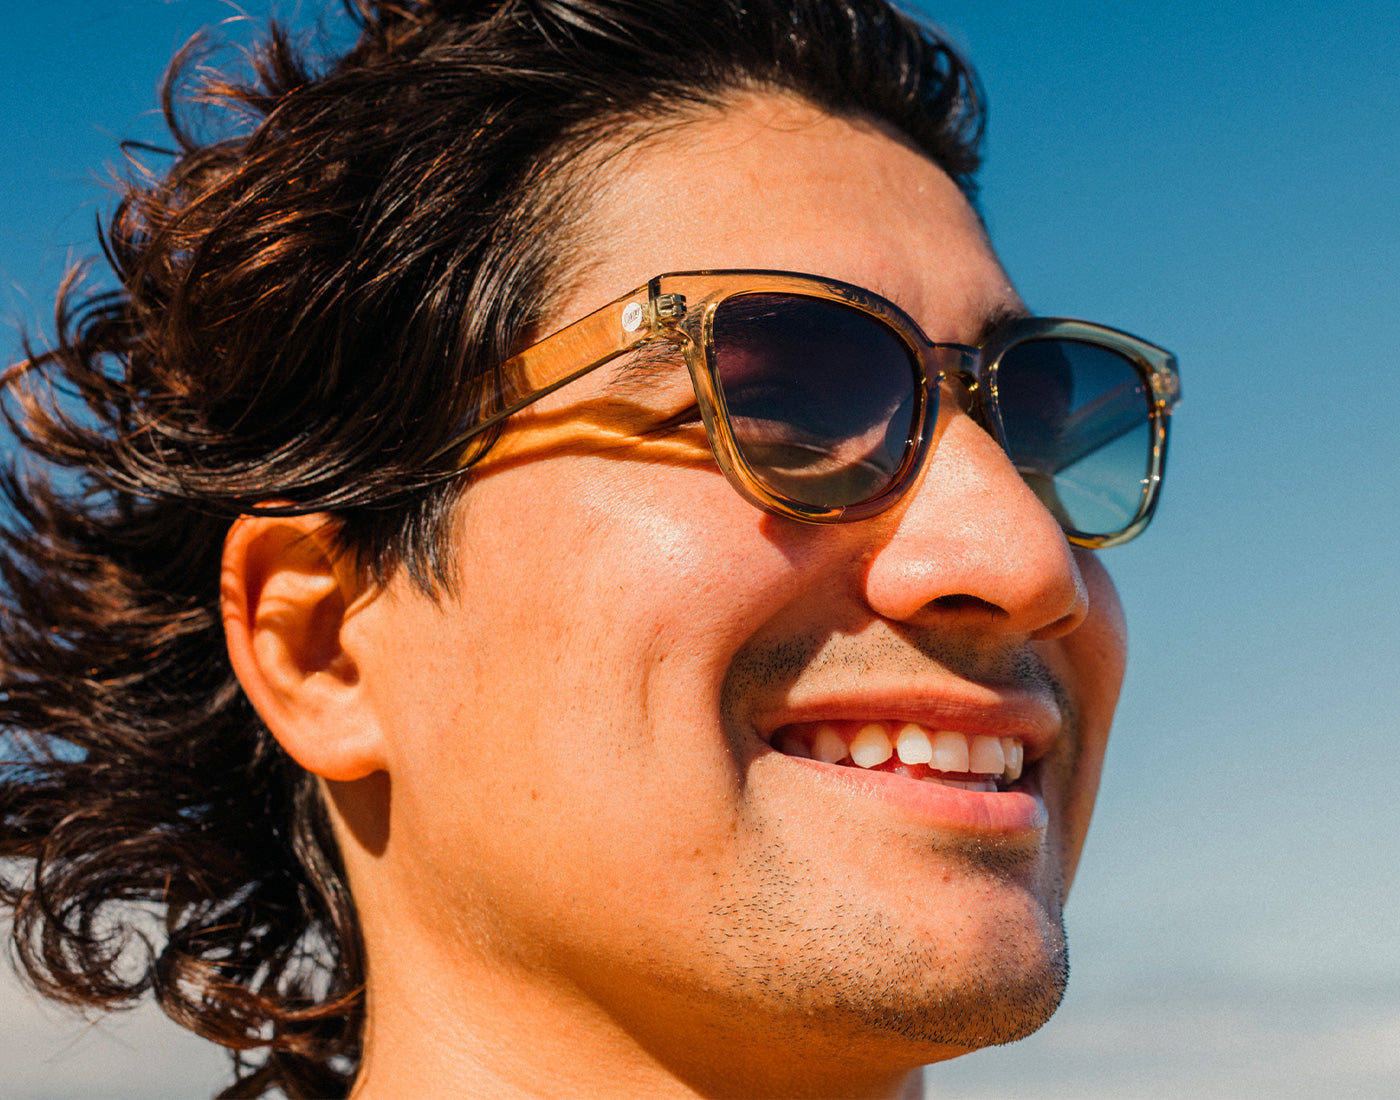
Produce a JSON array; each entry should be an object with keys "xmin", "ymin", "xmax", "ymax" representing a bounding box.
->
[{"xmin": 440, "ymin": 270, "xmax": 1180, "ymax": 547}]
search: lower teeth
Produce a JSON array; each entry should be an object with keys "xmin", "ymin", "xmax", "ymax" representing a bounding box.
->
[{"xmin": 924, "ymin": 776, "xmax": 999, "ymax": 792}]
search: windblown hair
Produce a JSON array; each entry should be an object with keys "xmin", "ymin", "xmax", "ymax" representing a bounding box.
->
[{"xmin": 0, "ymin": 1, "xmax": 983, "ymax": 1095}]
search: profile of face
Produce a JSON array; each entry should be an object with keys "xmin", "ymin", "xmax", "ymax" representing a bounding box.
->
[{"xmin": 225, "ymin": 93, "xmax": 1127, "ymax": 1096}]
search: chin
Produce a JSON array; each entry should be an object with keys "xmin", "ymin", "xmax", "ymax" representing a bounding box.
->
[
  {"xmin": 815, "ymin": 904, "xmax": 1069, "ymax": 1051},
  {"xmin": 688, "ymin": 854, "xmax": 1070, "ymax": 1060}
]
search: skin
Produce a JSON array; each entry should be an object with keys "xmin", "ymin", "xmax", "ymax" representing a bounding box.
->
[{"xmin": 223, "ymin": 93, "xmax": 1127, "ymax": 1099}]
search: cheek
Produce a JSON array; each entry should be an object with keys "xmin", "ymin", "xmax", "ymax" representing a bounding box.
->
[
  {"xmin": 477, "ymin": 451, "xmax": 798, "ymax": 643},
  {"xmin": 364, "ymin": 458, "xmax": 837, "ymax": 952},
  {"xmin": 1071, "ymin": 549, "xmax": 1129, "ymax": 718},
  {"xmin": 393, "ymin": 452, "xmax": 805, "ymax": 802},
  {"xmin": 1042, "ymin": 549, "xmax": 1127, "ymax": 889}
]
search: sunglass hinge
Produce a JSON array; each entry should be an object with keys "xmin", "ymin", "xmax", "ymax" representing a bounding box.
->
[
  {"xmin": 1149, "ymin": 367, "xmax": 1181, "ymax": 405},
  {"xmin": 651, "ymin": 293, "xmax": 687, "ymax": 324}
]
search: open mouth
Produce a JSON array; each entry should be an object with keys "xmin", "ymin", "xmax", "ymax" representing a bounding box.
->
[{"xmin": 770, "ymin": 721, "xmax": 1025, "ymax": 793}]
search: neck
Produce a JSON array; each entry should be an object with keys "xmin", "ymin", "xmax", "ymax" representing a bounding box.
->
[{"xmin": 347, "ymin": 942, "xmax": 934, "ymax": 1100}]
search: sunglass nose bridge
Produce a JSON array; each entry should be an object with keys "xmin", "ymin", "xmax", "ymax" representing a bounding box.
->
[{"xmin": 941, "ymin": 367, "xmax": 984, "ymax": 418}]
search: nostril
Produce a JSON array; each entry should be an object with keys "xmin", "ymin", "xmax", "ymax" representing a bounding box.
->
[{"xmin": 928, "ymin": 593, "xmax": 1005, "ymax": 617}]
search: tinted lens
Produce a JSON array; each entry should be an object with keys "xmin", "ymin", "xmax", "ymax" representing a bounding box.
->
[
  {"xmin": 710, "ymin": 294, "xmax": 919, "ymax": 509},
  {"xmin": 995, "ymin": 338, "xmax": 1153, "ymax": 537}
]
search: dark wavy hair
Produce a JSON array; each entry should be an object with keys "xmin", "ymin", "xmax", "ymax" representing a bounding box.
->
[{"xmin": 0, "ymin": 1, "xmax": 983, "ymax": 1095}]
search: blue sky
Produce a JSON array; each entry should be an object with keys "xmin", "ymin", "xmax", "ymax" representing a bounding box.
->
[{"xmin": 3, "ymin": 2, "xmax": 1399, "ymax": 1096}]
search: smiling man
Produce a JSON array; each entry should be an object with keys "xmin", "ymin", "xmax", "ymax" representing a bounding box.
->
[{"xmin": 0, "ymin": 2, "xmax": 1177, "ymax": 1097}]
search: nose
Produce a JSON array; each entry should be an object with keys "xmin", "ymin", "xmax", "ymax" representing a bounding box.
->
[{"xmin": 860, "ymin": 397, "xmax": 1089, "ymax": 640}]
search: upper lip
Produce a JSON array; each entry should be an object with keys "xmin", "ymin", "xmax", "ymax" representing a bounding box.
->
[{"xmin": 753, "ymin": 685, "xmax": 1062, "ymax": 764}]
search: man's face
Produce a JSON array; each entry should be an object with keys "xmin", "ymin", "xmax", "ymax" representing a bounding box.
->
[{"xmin": 343, "ymin": 95, "xmax": 1126, "ymax": 1081}]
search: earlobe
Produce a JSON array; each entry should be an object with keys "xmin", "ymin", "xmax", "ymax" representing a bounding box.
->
[{"xmin": 221, "ymin": 513, "xmax": 388, "ymax": 781}]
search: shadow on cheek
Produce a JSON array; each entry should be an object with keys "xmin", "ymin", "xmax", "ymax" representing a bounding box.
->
[{"xmin": 325, "ymin": 770, "xmax": 392, "ymax": 856}]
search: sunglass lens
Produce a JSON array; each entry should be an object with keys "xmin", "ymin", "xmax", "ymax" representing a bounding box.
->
[
  {"xmin": 711, "ymin": 294, "xmax": 919, "ymax": 509},
  {"xmin": 995, "ymin": 338, "xmax": 1153, "ymax": 538}
]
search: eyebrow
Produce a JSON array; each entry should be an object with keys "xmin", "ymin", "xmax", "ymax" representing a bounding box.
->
[
  {"xmin": 972, "ymin": 302, "xmax": 1034, "ymax": 346},
  {"xmin": 872, "ymin": 278, "xmax": 1031, "ymax": 347}
]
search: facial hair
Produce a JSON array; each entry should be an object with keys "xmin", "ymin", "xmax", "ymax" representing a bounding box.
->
[{"xmin": 698, "ymin": 624, "xmax": 1080, "ymax": 1050}]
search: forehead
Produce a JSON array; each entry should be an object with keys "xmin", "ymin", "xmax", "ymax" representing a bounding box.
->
[{"xmin": 553, "ymin": 93, "xmax": 1023, "ymax": 345}]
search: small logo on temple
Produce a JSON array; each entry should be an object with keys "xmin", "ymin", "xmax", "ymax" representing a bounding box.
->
[{"xmin": 622, "ymin": 302, "xmax": 644, "ymax": 331}]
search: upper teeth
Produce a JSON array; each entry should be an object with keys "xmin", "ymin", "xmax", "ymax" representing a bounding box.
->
[
  {"xmin": 777, "ymin": 722, "xmax": 1024, "ymax": 784},
  {"xmin": 850, "ymin": 724, "xmax": 894, "ymax": 768}
]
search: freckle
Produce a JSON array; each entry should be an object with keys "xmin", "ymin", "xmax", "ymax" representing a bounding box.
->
[{"xmin": 531, "ymin": 789, "xmax": 540, "ymax": 801}]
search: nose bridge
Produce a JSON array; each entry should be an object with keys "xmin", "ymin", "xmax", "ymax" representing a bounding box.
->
[{"xmin": 861, "ymin": 393, "xmax": 1089, "ymax": 640}]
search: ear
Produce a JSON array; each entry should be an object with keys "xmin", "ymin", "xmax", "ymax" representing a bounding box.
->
[{"xmin": 221, "ymin": 513, "xmax": 388, "ymax": 781}]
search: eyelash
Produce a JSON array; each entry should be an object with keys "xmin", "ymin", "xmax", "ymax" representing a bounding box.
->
[{"xmin": 642, "ymin": 404, "xmax": 706, "ymax": 436}]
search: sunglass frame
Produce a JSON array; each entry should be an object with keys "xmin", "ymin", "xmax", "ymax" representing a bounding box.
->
[{"xmin": 437, "ymin": 269, "xmax": 1180, "ymax": 547}]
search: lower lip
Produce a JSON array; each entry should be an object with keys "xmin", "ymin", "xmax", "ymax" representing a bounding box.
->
[{"xmin": 781, "ymin": 754, "xmax": 1048, "ymax": 835}]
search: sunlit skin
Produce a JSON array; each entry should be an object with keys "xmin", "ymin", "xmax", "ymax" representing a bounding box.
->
[{"xmin": 222, "ymin": 93, "xmax": 1127, "ymax": 1099}]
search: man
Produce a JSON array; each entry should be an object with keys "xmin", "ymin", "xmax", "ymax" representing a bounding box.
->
[{"xmin": 0, "ymin": 1, "xmax": 1178, "ymax": 1097}]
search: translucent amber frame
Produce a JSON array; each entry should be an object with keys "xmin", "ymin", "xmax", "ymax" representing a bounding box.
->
[{"xmin": 439, "ymin": 270, "xmax": 1180, "ymax": 547}]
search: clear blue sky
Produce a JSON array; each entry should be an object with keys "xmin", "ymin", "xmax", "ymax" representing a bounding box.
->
[{"xmin": 3, "ymin": 2, "xmax": 1398, "ymax": 1096}]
